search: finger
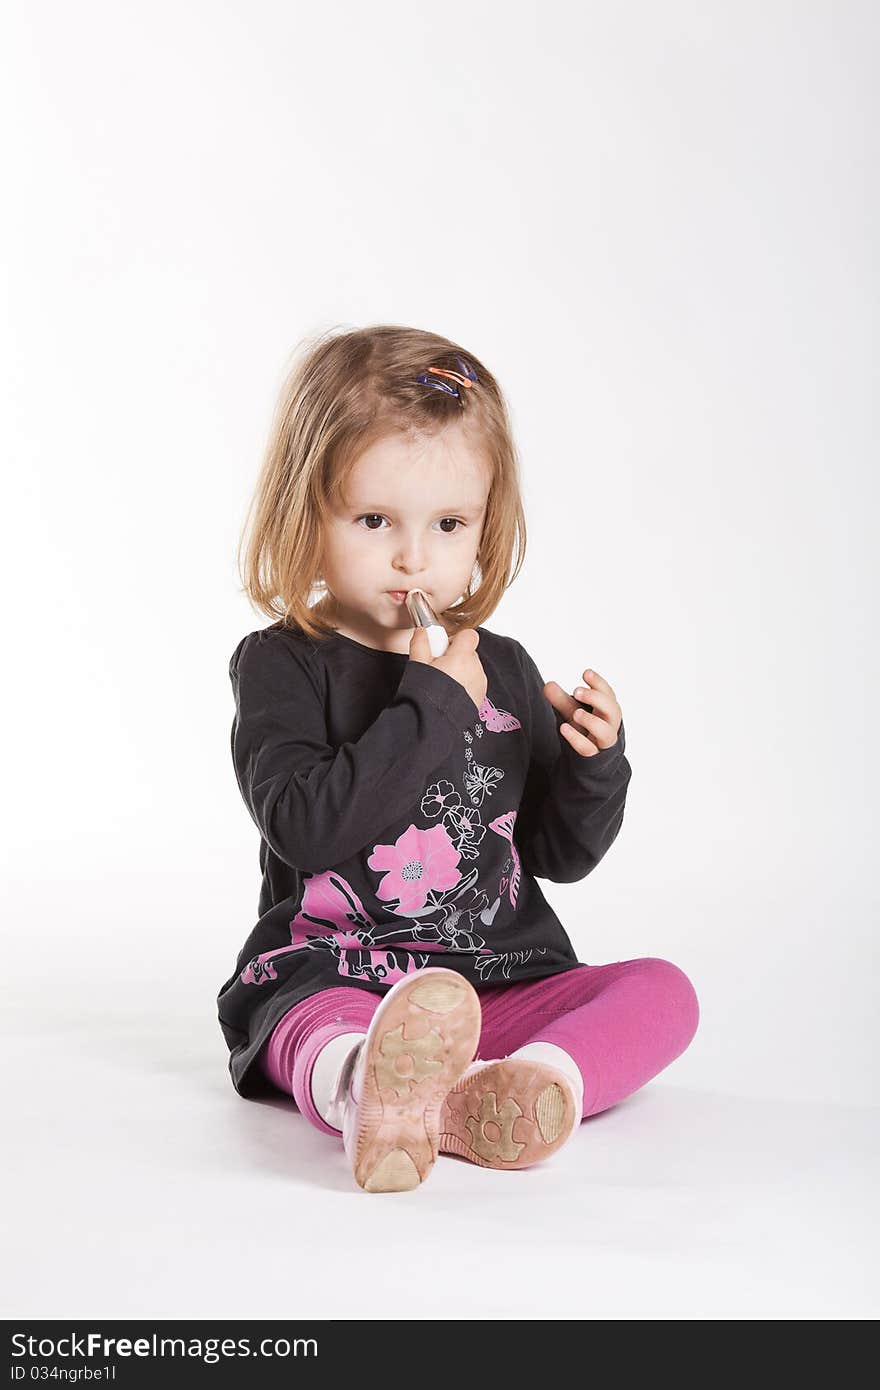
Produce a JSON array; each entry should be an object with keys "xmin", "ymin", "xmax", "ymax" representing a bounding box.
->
[
  {"xmin": 546, "ymin": 679, "xmax": 619, "ymax": 728},
  {"xmin": 542, "ymin": 680, "xmax": 580, "ymax": 722},
  {"xmin": 559, "ymin": 720, "xmax": 599, "ymax": 756},
  {"xmin": 408, "ymin": 626, "xmax": 434, "ymax": 663},
  {"xmin": 572, "ymin": 685, "xmax": 617, "ymax": 718},
  {"xmin": 571, "ymin": 706, "xmax": 620, "ymax": 749},
  {"xmin": 579, "ymin": 669, "xmax": 615, "ymax": 697}
]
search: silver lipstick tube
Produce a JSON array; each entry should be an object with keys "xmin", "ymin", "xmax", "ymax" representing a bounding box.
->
[
  {"xmin": 405, "ymin": 588, "xmax": 449, "ymax": 657},
  {"xmin": 405, "ymin": 589, "xmax": 438, "ymax": 627}
]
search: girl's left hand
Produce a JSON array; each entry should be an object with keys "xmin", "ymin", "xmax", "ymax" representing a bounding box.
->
[{"xmin": 542, "ymin": 668, "xmax": 623, "ymax": 758}]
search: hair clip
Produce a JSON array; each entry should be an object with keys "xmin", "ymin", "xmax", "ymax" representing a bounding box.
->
[
  {"xmin": 417, "ymin": 371, "xmax": 460, "ymax": 397},
  {"xmin": 416, "ymin": 357, "xmax": 480, "ymax": 399},
  {"xmin": 454, "ymin": 357, "xmax": 479, "ymax": 383}
]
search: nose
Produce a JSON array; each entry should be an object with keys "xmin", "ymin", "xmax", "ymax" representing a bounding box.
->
[{"xmin": 392, "ymin": 534, "xmax": 429, "ymax": 576}]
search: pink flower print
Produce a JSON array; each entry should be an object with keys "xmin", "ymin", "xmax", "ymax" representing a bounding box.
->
[
  {"xmin": 442, "ymin": 804, "xmax": 486, "ymax": 860},
  {"xmin": 421, "ymin": 780, "xmax": 462, "ymax": 820},
  {"xmin": 367, "ymin": 823, "xmax": 462, "ymax": 914},
  {"xmin": 291, "ymin": 869, "xmax": 377, "ymax": 942},
  {"xmin": 241, "ymin": 870, "xmax": 379, "ymax": 987},
  {"xmin": 329, "ymin": 929, "xmax": 370, "ymax": 949},
  {"xmin": 478, "ymin": 698, "xmax": 522, "ymax": 732},
  {"xmin": 488, "ymin": 809, "xmax": 522, "ymax": 908}
]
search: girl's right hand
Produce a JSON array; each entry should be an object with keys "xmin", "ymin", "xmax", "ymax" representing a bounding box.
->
[{"xmin": 408, "ymin": 626, "xmax": 487, "ymax": 712}]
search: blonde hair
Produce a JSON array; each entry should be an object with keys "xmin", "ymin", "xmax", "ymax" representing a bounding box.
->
[{"xmin": 236, "ymin": 323, "xmax": 527, "ymax": 640}]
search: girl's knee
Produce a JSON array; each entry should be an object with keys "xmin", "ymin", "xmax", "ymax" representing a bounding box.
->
[{"xmin": 640, "ymin": 957, "xmax": 700, "ymax": 1045}]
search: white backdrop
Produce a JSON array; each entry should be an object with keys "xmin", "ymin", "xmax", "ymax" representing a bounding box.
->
[{"xmin": 1, "ymin": 0, "xmax": 877, "ymax": 1320}]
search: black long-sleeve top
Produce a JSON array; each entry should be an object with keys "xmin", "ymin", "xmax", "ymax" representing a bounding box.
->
[{"xmin": 217, "ymin": 622, "xmax": 632, "ymax": 1096}]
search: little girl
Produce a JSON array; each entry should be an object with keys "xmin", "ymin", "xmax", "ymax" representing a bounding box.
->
[{"xmin": 217, "ymin": 324, "xmax": 699, "ymax": 1193}]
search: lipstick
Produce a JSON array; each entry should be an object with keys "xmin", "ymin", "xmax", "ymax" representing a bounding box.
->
[{"xmin": 404, "ymin": 587, "xmax": 449, "ymax": 658}]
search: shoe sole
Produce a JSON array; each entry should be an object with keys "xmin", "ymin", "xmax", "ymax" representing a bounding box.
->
[
  {"xmin": 350, "ymin": 969, "xmax": 482, "ymax": 1193},
  {"xmin": 439, "ymin": 1059, "xmax": 578, "ymax": 1168}
]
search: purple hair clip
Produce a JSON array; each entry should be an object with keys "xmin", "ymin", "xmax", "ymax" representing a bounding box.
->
[
  {"xmin": 454, "ymin": 356, "xmax": 479, "ymax": 383},
  {"xmin": 417, "ymin": 372, "xmax": 460, "ymax": 397},
  {"xmin": 417, "ymin": 356, "xmax": 480, "ymax": 398}
]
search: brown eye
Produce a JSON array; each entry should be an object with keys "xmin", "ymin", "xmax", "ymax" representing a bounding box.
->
[
  {"xmin": 358, "ymin": 514, "xmax": 387, "ymax": 531},
  {"xmin": 438, "ymin": 518, "xmax": 462, "ymax": 533}
]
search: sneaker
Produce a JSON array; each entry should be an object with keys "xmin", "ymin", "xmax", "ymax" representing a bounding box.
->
[
  {"xmin": 332, "ymin": 967, "xmax": 482, "ymax": 1193},
  {"xmin": 438, "ymin": 1057, "xmax": 579, "ymax": 1168}
]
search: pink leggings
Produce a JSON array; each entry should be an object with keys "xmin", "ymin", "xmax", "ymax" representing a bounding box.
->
[{"xmin": 259, "ymin": 957, "xmax": 699, "ymax": 1138}]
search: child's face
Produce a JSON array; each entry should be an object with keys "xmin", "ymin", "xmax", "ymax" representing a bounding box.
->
[{"xmin": 320, "ymin": 422, "xmax": 491, "ymax": 651}]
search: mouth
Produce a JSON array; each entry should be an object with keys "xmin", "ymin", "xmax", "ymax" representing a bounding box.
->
[{"xmin": 386, "ymin": 589, "xmax": 428, "ymax": 604}]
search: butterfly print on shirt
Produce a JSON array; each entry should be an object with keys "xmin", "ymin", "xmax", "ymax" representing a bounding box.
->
[
  {"xmin": 460, "ymin": 693, "xmax": 520, "ymax": 805},
  {"xmin": 462, "ymin": 728, "xmax": 505, "ymax": 808},
  {"xmin": 488, "ymin": 809, "xmax": 522, "ymax": 908},
  {"xmin": 478, "ymin": 697, "xmax": 522, "ymax": 732},
  {"xmin": 463, "ymin": 762, "xmax": 504, "ymax": 807}
]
